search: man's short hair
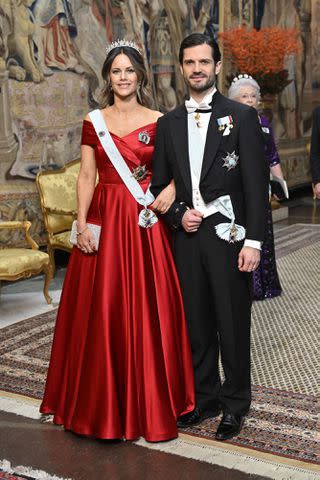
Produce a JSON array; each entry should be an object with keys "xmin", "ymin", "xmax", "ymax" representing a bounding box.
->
[{"xmin": 179, "ymin": 33, "xmax": 221, "ymax": 65}]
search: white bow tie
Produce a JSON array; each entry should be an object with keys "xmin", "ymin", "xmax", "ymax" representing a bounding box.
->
[{"xmin": 185, "ymin": 98, "xmax": 211, "ymax": 114}]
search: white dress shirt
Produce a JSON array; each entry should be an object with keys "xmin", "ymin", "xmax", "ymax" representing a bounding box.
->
[{"xmin": 186, "ymin": 88, "xmax": 261, "ymax": 250}]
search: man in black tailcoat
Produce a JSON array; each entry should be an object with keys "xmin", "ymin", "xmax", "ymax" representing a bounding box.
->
[
  {"xmin": 151, "ymin": 33, "xmax": 269, "ymax": 440},
  {"xmin": 310, "ymin": 106, "xmax": 320, "ymax": 200}
]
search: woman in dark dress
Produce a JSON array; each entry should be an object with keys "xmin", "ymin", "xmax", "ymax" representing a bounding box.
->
[
  {"xmin": 229, "ymin": 75, "xmax": 283, "ymax": 300},
  {"xmin": 40, "ymin": 41, "xmax": 195, "ymax": 441}
]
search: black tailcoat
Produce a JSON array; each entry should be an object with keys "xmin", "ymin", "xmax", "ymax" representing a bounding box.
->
[
  {"xmin": 151, "ymin": 91, "xmax": 269, "ymax": 415},
  {"xmin": 310, "ymin": 106, "xmax": 320, "ymax": 185}
]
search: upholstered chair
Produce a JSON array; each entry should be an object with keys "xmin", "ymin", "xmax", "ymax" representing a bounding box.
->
[
  {"xmin": 36, "ymin": 160, "xmax": 80, "ymax": 275},
  {"xmin": 0, "ymin": 221, "xmax": 52, "ymax": 304}
]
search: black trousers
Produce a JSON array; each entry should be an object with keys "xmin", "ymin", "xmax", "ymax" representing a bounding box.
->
[{"xmin": 173, "ymin": 213, "xmax": 252, "ymax": 416}]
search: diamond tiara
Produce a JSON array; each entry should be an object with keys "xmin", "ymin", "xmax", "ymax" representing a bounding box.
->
[
  {"xmin": 106, "ymin": 39, "xmax": 142, "ymax": 56},
  {"xmin": 232, "ymin": 73, "xmax": 253, "ymax": 84}
]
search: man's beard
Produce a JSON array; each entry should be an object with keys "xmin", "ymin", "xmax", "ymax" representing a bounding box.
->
[{"xmin": 185, "ymin": 73, "xmax": 216, "ymax": 93}]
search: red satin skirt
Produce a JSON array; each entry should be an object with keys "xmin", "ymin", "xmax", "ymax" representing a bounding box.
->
[{"xmin": 40, "ymin": 182, "xmax": 195, "ymax": 441}]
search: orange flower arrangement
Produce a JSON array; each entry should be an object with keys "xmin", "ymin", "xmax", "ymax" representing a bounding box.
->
[{"xmin": 218, "ymin": 26, "xmax": 300, "ymax": 94}]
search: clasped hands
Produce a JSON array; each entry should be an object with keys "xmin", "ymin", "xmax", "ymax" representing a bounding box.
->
[
  {"xmin": 76, "ymin": 224, "xmax": 97, "ymax": 254},
  {"xmin": 182, "ymin": 209, "xmax": 260, "ymax": 273}
]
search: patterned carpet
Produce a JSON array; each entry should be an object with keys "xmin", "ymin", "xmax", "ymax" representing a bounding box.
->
[
  {"xmin": 0, "ymin": 460, "xmax": 70, "ymax": 480},
  {"xmin": 181, "ymin": 386, "xmax": 318, "ymax": 464},
  {"xmin": 0, "ymin": 224, "xmax": 319, "ymax": 468},
  {"xmin": 273, "ymin": 223, "xmax": 320, "ymax": 259},
  {"xmin": 0, "ymin": 473, "xmax": 28, "ymax": 480},
  {"xmin": 251, "ymin": 237, "xmax": 320, "ymax": 396}
]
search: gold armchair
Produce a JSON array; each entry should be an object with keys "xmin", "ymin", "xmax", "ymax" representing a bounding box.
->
[
  {"xmin": 36, "ymin": 160, "xmax": 80, "ymax": 274},
  {"xmin": 0, "ymin": 221, "xmax": 52, "ymax": 304}
]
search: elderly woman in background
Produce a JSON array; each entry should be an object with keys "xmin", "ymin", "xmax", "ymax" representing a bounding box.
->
[{"xmin": 228, "ymin": 75, "xmax": 283, "ymax": 300}]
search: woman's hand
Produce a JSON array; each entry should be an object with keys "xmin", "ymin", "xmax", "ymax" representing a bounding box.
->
[
  {"xmin": 77, "ymin": 225, "xmax": 96, "ymax": 254},
  {"xmin": 151, "ymin": 179, "xmax": 176, "ymax": 214}
]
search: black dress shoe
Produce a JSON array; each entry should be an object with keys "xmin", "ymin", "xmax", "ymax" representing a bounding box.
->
[
  {"xmin": 177, "ymin": 406, "xmax": 221, "ymax": 429},
  {"xmin": 215, "ymin": 412, "xmax": 245, "ymax": 441}
]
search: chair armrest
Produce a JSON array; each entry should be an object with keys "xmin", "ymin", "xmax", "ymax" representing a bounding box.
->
[
  {"xmin": 0, "ymin": 221, "xmax": 27, "ymax": 230},
  {"xmin": 0, "ymin": 221, "xmax": 39, "ymax": 250},
  {"xmin": 46, "ymin": 207, "xmax": 77, "ymax": 217}
]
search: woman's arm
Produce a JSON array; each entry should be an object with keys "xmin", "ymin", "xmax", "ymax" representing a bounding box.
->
[
  {"xmin": 152, "ymin": 179, "xmax": 176, "ymax": 214},
  {"xmin": 76, "ymin": 144, "xmax": 97, "ymax": 253}
]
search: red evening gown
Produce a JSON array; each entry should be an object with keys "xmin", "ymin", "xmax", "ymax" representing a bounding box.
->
[{"xmin": 40, "ymin": 120, "xmax": 195, "ymax": 441}]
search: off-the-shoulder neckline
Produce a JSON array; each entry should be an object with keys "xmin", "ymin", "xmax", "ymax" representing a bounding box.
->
[{"xmin": 83, "ymin": 119, "xmax": 157, "ymax": 139}]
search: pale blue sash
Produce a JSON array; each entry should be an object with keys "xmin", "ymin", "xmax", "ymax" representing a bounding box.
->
[{"xmin": 89, "ymin": 109, "xmax": 157, "ymax": 228}]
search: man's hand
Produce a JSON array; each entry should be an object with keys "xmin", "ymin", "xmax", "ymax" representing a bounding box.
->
[
  {"xmin": 314, "ymin": 182, "xmax": 320, "ymax": 200},
  {"xmin": 181, "ymin": 209, "xmax": 203, "ymax": 233},
  {"xmin": 238, "ymin": 246, "xmax": 260, "ymax": 272}
]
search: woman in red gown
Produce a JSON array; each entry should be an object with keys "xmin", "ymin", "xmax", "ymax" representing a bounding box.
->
[{"xmin": 40, "ymin": 42, "xmax": 195, "ymax": 441}]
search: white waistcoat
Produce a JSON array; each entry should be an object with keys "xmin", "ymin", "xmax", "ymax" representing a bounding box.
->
[{"xmin": 187, "ymin": 114, "xmax": 219, "ymax": 218}]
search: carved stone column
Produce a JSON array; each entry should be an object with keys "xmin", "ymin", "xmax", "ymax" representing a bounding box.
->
[
  {"xmin": 0, "ymin": 66, "xmax": 17, "ymax": 156},
  {"xmin": 299, "ymin": 0, "xmax": 312, "ymax": 93},
  {"xmin": 311, "ymin": 0, "xmax": 320, "ymax": 89},
  {"xmin": 239, "ymin": 0, "xmax": 254, "ymax": 26}
]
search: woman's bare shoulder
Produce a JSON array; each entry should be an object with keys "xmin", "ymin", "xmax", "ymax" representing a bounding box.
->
[
  {"xmin": 84, "ymin": 109, "xmax": 106, "ymax": 122},
  {"xmin": 143, "ymin": 108, "xmax": 163, "ymax": 123}
]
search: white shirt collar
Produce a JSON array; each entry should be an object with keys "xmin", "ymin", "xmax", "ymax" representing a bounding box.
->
[{"xmin": 189, "ymin": 87, "xmax": 217, "ymax": 108}]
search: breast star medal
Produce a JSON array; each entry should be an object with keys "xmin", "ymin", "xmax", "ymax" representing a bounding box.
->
[
  {"xmin": 132, "ymin": 164, "xmax": 149, "ymax": 181},
  {"xmin": 138, "ymin": 131, "xmax": 150, "ymax": 145},
  {"xmin": 222, "ymin": 151, "xmax": 239, "ymax": 171}
]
